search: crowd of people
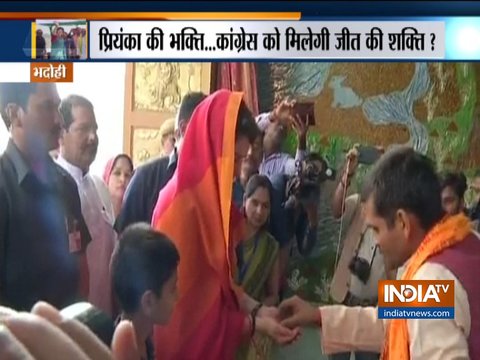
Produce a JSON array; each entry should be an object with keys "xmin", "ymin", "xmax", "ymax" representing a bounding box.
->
[
  {"xmin": 36, "ymin": 22, "xmax": 87, "ymax": 60},
  {"xmin": 0, "ymin": 82, "xmax": 479, "ymax": 360}
]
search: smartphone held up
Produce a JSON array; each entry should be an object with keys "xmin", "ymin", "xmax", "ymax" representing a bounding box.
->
[{"xmin": 292, "ymin": 102, "xmax": 315, "ymax": 126}]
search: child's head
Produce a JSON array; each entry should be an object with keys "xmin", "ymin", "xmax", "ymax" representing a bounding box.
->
[{"xmin": 112, "ymin": 223, "xmax": 179, "ymax": 325}]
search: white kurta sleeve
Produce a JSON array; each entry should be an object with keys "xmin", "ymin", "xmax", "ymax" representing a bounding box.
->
[
  {"xmin": 319, "ymin": 305, "xmax": 386, "ymax": 354},
  {"xmin": 319, "ymin": 262, "xmax": 471, "ymax": 359},
  {"xmin": 408, "ymin": 263, "xmax": 471, "ymax": 360}
]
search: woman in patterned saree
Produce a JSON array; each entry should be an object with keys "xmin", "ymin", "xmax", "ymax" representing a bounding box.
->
[{"xmin": 237, "ymin": 174, "xmax": 280, "ymax": 359}]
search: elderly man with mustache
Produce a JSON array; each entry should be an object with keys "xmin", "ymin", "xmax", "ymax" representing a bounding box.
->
[{"xmin": 57, "ymin": 95, "xmax": 117, "ymax": 317}]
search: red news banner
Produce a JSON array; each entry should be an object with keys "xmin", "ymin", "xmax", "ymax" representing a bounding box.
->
[{"xmin": 378, "ymin": 280, "xmax": 454, "ymax": 319}]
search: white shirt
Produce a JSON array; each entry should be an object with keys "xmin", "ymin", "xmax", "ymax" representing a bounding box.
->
[
  {"xmin": 320, "ymin": 262, "xmax": 471, "ymax": 359},
  {"xmin": 57, "ymin": 156, "xmax": 116, "ymax": 316}
]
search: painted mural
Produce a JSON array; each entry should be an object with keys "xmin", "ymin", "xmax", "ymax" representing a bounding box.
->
[
  {"xmin": 268, "ymin": 63, "xmax": 478, "ymax": 167},
  {"xmin": 257, "ymin": 62, "xmax": 480, "ymax": 304}
]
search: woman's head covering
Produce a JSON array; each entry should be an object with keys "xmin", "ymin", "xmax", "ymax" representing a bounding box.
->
[
  {"xmin": 102, "ymin": 154, "xmax": 133, "ymax": 184},
  {"xmin": 151, "ymin": 90, "xmax": 247, "ymax": 359}
]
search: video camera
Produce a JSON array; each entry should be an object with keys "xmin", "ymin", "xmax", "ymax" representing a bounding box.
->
[{"xmin": 285, "ymin": 153, "xmax": 336, "ymax": 207}]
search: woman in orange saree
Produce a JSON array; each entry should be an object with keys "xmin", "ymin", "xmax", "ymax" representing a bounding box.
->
[{"xmin": 151, "ymin": 90, "xmax": 298, "ymax": 360}]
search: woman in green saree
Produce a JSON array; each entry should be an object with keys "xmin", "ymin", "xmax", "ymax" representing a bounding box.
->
[{"xmin": 237, "ymin": 174, "xmax": 280, "ymax": 359}]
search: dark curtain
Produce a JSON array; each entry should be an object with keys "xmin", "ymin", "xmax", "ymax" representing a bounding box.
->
[{"xmin": 215, "ymin": 62, "xmax": 259, "ymax": 116}]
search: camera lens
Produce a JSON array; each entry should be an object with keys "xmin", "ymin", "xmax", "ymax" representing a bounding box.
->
[{"xmin": 348, "ymin": 257, "xmax": 371, "ymax": 284}]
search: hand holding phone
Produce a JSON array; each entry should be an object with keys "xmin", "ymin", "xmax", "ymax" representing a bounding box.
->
[
  {"xmin": 271, "ymin": 99, "xmax": 296, "ymax": 125},
  {"xmin": 344, "ymin": 147, "xmax": 359, "ymax": 177},
  {"xmin": 292, "ymin": 102, "xmax": 315, "ymax": 126}
]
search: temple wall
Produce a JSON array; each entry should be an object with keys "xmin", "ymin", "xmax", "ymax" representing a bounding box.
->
[{"xmin": 257, "ymin": 62, "xmax": 480, "ymax": 301}]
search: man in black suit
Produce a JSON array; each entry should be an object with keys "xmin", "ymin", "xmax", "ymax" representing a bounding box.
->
[
  {"xmin": 0, "ymin": 83, "xmax": 91, "ymax": 310},
  {"xmin": 115, "ymin": 92, "xmax": 207, "ymax": 233}
]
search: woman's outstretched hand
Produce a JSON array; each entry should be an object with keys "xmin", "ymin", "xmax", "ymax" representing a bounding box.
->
[
  {"xmin": 256, "ymin": 315, "xmax": 301, "ymax": 345},
  {"xmin": 257, "ymin": 305, "xmax": 279, "ymax": 320}
]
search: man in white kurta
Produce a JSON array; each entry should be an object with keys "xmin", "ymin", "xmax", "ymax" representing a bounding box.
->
[
  {"xmin": 279, "ymin": 147, "xmax": 476, "ymax": 359},
  {"xmin": 57, "ymin": 95, "xmax": 116, "ymax": 316},
  {"xmin": 320, "ymin": 261, "xmax": 471, "ymax": 359}
]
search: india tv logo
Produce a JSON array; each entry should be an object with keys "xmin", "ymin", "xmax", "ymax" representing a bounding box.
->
[{"xmin": 378, "ymin": 280, "xmax": 455, "ymax": 319}]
